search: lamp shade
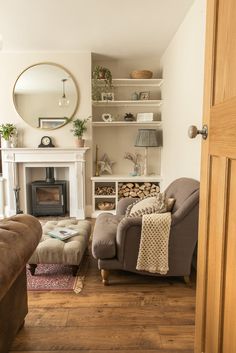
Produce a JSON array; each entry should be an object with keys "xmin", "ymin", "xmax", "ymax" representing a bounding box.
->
[{"xmin": 135, "ymin": 129, "xmax": 159, "ymax": 147}]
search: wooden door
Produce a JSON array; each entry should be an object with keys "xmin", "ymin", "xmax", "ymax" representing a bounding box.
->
[{"xmin": 195, "ymin": 0, "xmax": 236, "ymax": 352}]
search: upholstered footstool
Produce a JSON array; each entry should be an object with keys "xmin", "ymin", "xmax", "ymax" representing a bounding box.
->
[{"xmin": 28, "ymin": 219, "xmax": 91, "ymax": 276}]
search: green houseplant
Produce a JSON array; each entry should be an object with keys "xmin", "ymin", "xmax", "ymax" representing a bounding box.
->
[
  {"xmin": 71, "ymin": 118, "xmax": 88, "ymax": 147},
  {"xmin": 92, "ymin": 66, "xmax": 113, "ymax": 101},
  {"xmin": 0, "ymin": 123, "xmax": 16, "ymax": 148}
]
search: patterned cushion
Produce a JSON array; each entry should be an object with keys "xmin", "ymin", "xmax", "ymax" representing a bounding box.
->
[{"xmin": 125, "ymin": 193, "xmax": 172, "ymax": 218}]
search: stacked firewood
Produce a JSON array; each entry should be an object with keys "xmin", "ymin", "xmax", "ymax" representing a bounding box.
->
[
  {"xmin": 95, "ymin": 185, "xmax": 116, "ymax": 195},
  {"xmin": 118, "ymin": 182, "xmax": 160, "ymax": 199}
]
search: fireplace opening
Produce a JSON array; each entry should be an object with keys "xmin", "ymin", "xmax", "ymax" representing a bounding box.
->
[
  {"xmin": 36, "ymin": 186, "xmax": 61, "ymax": 205},
  {"xmin": 31, "ymin": 168, "xmax": 67, "ymax": 216}
]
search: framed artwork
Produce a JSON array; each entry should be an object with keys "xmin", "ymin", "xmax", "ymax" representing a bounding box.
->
[
  {"xmin": 101, "ymin": 92, "xmax": 114, "ymax": 101},
  {"xmin": 38, "ymin": 117, "xmax": 68, "ymax": 129},
  {"xmin": 139, "ymin": 91, "xmax": 150, "ymax": 100}
]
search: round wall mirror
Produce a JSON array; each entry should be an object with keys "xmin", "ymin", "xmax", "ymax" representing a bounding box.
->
[{"xmin": 13, "ymin": 63, "xmax": 79, "ymax": 130}]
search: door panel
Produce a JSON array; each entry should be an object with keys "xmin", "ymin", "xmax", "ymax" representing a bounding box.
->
[
  {"xmin": 214, "ymin": 0, "xmax": 236, "ymax": 104},
  {"xmin": 205, "ymin": 156, "xmax": 227, "ymax": 353},
  {"xmin": 195, "ymin": 0, "xmax": 236, "ymax": 351},
  {"xmin": 222, "ymin": 160, "xmax": 236, "ymax": 353},
  {"xmin": 210, "ymin": 98, "xmax": 236, "ymax": 157}
]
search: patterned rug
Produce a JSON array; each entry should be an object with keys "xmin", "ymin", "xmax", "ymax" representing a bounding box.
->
[{"xmin": 27, "ymin": 255, "xmax": 89, "ymax": 294}]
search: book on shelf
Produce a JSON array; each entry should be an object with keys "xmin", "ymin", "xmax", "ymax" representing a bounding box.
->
[
  {"xmin": 47, "ymin": 227, "xmax": 79, "ymax": 241},
  {"xmin": 137, "ymin": 112, "xmax": 154, "ymax": 122}
]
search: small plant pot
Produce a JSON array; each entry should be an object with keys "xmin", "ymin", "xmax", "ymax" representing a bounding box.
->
[
  {"xmin": 76, "ymin": 138, "xmax": 85, "ymax": 147},
  {"xmin": 1, "ymin": 139, "xmax": 11, "ymax": 148}
]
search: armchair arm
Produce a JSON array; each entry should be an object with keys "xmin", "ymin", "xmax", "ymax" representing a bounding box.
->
[
  {"xmin": 92, "ymin": 213, "xmax": 122, "ymax": 259},
  {"xmin": 116, "ymin": 216, "xmax": 142, "ymax": 263},
  {"xmin": 116, "ymin": 197, "xmax": 136, "ymax": 216}
]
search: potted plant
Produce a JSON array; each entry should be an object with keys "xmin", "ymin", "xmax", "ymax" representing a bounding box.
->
[
  {"xmin": 0, "ymin": 123, "xmax": 16, "ymax": 148},
  {"xmin": 71, "ymin": 118, "xmax": 88, "ymax": 147},
  {"xmin": 92, "ymin": 66, "xmax": 113, "ymax": 101}
]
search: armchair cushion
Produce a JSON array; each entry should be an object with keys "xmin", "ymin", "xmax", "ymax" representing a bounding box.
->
[
  {"xmin": 92, "ymin": 213, "xmax": 124, "ymax": 259},
  {"xmin": 125, "ymin": 193, "xmax": 176, "ymax": 218},
  {"xmin": 125, "ymin": 192, "xmax": 167, "ymax": 218}
]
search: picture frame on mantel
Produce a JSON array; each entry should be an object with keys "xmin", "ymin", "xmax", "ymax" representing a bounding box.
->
[
  {"xmin": 101, "ymin": 92, "xmax": 114, "ymax": 101},
  {"xmin": 38, "ymin": 117, "xmax": 68, "ymax": 129}
]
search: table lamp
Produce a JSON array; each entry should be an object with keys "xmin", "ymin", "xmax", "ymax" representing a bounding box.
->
[{"xmin": 135, "ymin": 129, "xmax": 159, "ymax": 176}]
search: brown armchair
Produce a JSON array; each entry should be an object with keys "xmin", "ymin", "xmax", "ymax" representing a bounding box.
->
[{"xmin": 92, "ymin": 178, "xmax": 200, "ymax": 285}]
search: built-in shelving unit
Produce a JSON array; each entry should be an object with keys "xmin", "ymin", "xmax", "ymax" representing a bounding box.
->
[
  {"xmin": 92, "ymin": 121, "xmax": 162, "ymax": 127},
  {"xmin": 92, "ymin": 100, "xmax": 162, "ymax": 107},
  {"xmin": 93, "ymin": 78, "xmax": 164, "ymax": 87},
  {"xmin": 91, "ymin": 174, "xmax": 162, "ymax": 182},
  {"xmin": 91, "ymin": 175, "xmax": 162, "ymax": 218},
  {"xmin": 91, "ymin": 71, "xmax": 163, "ymax": 216}
]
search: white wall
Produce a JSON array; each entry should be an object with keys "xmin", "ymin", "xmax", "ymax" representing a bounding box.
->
[
  {"xmin": 160, "ymin": 0, "xmax": 206, "ymax": 189},
  {"xmin": 0, "ymin": 52, "xmax": 93, "ymax": 212}
]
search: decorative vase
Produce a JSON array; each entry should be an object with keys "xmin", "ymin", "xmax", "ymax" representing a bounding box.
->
[
  {"xmin": 131, "ymin": 92, "xmax": 139, "ymax": 101},
  {"xmin": 133, "ymin": 164, "xmax": 141, "ymax": 176},
  {"xmin": 76, "ymin": 138, "xmax": 85, "ymax": 147},
  {"xmin": 11, "ymin": 130, "xmax": 18, "ymax": 147},
  {"xmin": 1, "ymin": 139, "xmax": 11, "ymax": 148}
]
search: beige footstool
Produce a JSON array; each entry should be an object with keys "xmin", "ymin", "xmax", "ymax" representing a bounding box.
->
[{"xmin": 28, "ymin": 219, "xmax": 91, "ymax": 276}]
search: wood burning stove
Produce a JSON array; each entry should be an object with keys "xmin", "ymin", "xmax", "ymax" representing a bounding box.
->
[{"xmin": 31, "ymin": 168, "xmax": 67, "ymax": 216}]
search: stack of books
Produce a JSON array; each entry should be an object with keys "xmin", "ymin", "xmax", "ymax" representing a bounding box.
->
[
  {"xmin": 137, "ymin": 113, "xmax": 154, "ymax": 123},
  {"xmin": 47, "ymin": 227, "xmax": 79, "ymax": 241}
]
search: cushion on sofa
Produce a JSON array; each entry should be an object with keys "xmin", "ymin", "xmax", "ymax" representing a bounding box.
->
[{"xmin": 125, "ymin": 193, "xmax": 175, "ymax": 218}]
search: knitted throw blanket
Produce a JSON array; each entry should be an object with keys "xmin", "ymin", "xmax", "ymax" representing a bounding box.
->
[{"xmin": 136, "ymin": 213, "xmax": 171, "ymax": 274}]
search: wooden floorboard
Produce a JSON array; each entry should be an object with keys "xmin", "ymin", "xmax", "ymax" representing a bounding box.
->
[{"xmin": 10, "ymin": 245, "xmax": 196, "ymax": 352}]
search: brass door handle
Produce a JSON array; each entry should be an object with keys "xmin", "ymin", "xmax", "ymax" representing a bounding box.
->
[{"xmin": 188, "ymin": 125, "xmax": 208, "ymax": 140}]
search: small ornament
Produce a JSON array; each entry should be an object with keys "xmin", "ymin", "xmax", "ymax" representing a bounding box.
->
[
  {"xmin": 131, "ymin": 92, "xmax": 139, "ymax": 100},
  {"xmin": 98, "ymin": 153, "xmax": 115, "ymax": 175},
  {"xmin": 38, "ymin": 136, "xmax": 55, "ymax": 148},
  {"xmin": 102, "ymin": 113, "xmax": 112, "ymax": 122},
  {"xmin": 95, "ymin": 144, "xmax": 99, "ymax": 176},
  {"xmin": 124, "ymin": 113, "xmax": 135, "ymax": 121}
]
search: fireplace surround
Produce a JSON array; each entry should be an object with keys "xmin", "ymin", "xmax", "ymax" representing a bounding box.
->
[{"xmin": 0, "ymin": 147, "xmax": 89, "ymax": 219}]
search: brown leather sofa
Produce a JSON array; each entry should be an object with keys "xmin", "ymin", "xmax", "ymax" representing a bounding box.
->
[
  {"xmin": 92, "ymin": 178, "xmax": 199, "ymax": 285},
  {"xmin": 0, "ymin": 214, "xmax": 41, "ymax": 353}
]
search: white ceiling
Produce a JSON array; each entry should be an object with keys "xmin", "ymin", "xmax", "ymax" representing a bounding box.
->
[{"xmin": 0, "ymin": 0, "xmax": 195, "ymax": 58}]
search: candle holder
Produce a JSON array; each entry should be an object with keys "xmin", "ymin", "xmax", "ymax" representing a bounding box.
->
[
  {"xmin": 13, "ymin": 187, "xmax": 23, "ymax": 214},
  {"xmin": 95, "ymin": 144, "xmax": 100, "ymax": 176}
]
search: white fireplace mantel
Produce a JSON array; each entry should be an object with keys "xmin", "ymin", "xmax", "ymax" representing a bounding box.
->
[{"xmin": 1, "ymin": 147, "xmax": 89, "ymax": 219}]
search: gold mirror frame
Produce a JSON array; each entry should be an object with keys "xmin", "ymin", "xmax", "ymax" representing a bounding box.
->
[{"xmin": 13, "ymin": 62, "xmax": 79, "ymax": 130}]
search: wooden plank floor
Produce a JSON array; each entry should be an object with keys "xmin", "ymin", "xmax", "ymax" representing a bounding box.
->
[{"xmin": 11, "ymin": 256, "xmax": 196, "ymax": 352}]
